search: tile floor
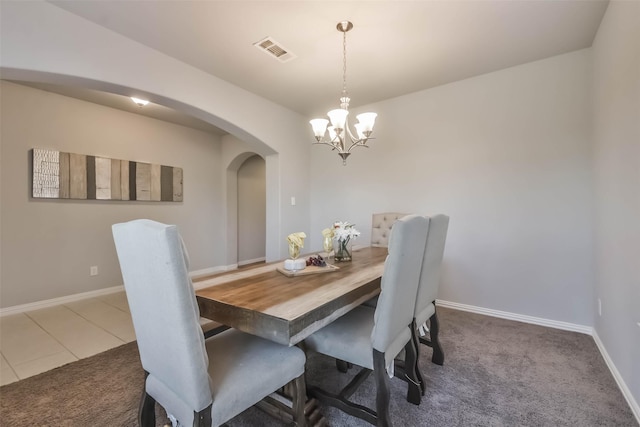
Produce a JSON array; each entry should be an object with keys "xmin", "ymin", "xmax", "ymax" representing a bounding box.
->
[
  {"xmin": 0, "ymin": 291, "xmax": 136, "ymax": 386},
  {"xmin": 0, "ymin": 269, "xmax": 248, "ymax": 388}
]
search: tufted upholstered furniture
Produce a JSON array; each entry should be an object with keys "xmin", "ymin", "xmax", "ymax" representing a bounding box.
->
[
  {"xmin": 112, "ymin": 219, "xmax": 307, "ymax": 427},
  {"xmin": 363, "ymin": 213, "xmax": 408, "ymax": 309},
  {"xmin": 304, "ymin": 215, "xmax": 429, "ymax": 426},
  {"xmin": 371, "ymin": 213, "xmax": 408, "ymax": 247},
  {"xmin": 364, "ymin": 213, "xmax": 450, "ymax": 403}
]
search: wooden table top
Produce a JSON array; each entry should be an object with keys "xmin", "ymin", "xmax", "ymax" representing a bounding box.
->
[{"xmin": 195, "ymin": 246, "xmax": 388, "ymax": 346}]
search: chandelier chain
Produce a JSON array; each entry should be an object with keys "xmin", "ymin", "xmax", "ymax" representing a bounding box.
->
[{"xmin": 342, "ymin": 29, "xmax": 348, "ymax": 101}]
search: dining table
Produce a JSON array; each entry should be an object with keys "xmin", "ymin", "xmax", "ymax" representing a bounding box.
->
[
  {"xmin": 194, "ymin": 246, "xmax": 388, "ymax": 426},
  {"xmin": 195, "ymin": 246, "xmax": 388, "ymax": 347}
]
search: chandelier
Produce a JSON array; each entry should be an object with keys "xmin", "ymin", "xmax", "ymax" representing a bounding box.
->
[{"xmin": 309, "ymin": 21, "xmax": 377, "ymax": 165}]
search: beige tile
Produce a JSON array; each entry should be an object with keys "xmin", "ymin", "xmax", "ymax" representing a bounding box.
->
[
  {"xmin": 26, "ymin": 306, "xmax": 125, "ymax": 359},
  {"xmin": 11, "ymin": 350, "xmax": 77, "ymax": 380},
  {"xmin": 65, "ymin": 298, "xmax": 136, "ymax": 343},
  {"xmin": 0, "ymin": 353, "xmax": 19, "ymax": 386},
  {"xmin": 0, "ymin": 313, "xmax": 69, "ymax": 365},
  {"xmin": 98, "ymin": 291, "xmax": 130, "ymax": 312}
]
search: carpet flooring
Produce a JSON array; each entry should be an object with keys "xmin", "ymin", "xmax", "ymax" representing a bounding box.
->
[{"xmin": 1, "ymin": 307, "xmax": 636, "ymax": 426}]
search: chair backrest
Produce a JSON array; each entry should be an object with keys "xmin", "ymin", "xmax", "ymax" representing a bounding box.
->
[
  {"xmin": 112, "ymin": 220, "xmax": 213, "ymax": 415},
  {"xmin": 371, "ymin": 213, "xmax": 408, "ymax": 247},
  {"xmin": 414, "ymin": 215, "xmax": 449, "ymax": 323},
  {"xmin": 372, "ymin": 215, "xmax": 429, "ymax": 366}
]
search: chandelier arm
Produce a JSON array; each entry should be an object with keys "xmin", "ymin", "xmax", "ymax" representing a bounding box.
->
[
  {"xmin": 344, "ymin": 121, "xmax": 357, "ymax": 141},
  {"xmin": 346, "ymin": 139, "xmax": 369, "ymax": 152},
  {"xmin": 333, "ymin": 134, "xmax": 345, "ymax": 152},
  {"xmin": 313, "ymin": 140, "xmax": 340, "ymax": 149},
  {"xmin": 343, "ymin": 121, "xmax": 368, "ymax": 152}
]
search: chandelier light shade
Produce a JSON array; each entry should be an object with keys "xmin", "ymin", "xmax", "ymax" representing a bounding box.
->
[{"xmin": 310, "ymin": 21, "xmax": 377, "ymax": 165}]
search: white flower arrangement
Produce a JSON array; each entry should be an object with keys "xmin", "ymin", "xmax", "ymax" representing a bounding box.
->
[
  {"xmin": 331, "ymin": 221, "xmax": 360, "ymax": 262},
  {"xmin": 332, "ymin": 221, "xmax": 360, "ymax": 242}
]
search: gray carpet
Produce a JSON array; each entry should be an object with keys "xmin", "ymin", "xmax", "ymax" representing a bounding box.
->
[{"xmin": 0, "ymin": 307, "xmax": 636, "ymax": 426}]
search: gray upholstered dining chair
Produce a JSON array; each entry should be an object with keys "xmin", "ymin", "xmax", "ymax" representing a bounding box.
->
[
  {"xmin": 362, "ymin": 213, "xmax": 450, "ymax": 402},
  {"xmin": 411, "ymin": 214, "xmax": 449, "ymax": 394},
  {"xmin": 304, "ymin": 215, "xmax": 429, "ymax": 427},
  {"xmin": 112, "ymin": 219, "xmax": 307, "ymax": 427},
  {"xmin": 362, "ymin": 213, "xmax": 408, "ymax": 309}
]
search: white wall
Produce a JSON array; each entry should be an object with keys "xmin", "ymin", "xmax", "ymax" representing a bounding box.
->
[
  {"xmin": 311, "ymin": 49, "xmax": 595, "ymax": 326},
  {"xmin": 591, "ymin": 0, "xmax": 640, "ymax": 408},
  {"xmin": 0, "ymin": 81, "xmax": 224, "ymax": 307}
]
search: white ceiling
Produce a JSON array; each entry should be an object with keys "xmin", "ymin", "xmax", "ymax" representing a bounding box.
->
[{"xmin": 24, "ymin": 0, "xmax": 609, "ymax": 134}]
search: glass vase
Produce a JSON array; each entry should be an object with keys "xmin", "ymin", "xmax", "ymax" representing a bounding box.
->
[
  {"xmin": 323, "ymin": 236, "xmax": 334, "ymax": 257},
  {"xmin": 334, "ymin": 238, "xmax": 353, "ymax": 262},
  {"xmin": 288, "ymin": 243, "xmax": 300, "ymax": 260}
]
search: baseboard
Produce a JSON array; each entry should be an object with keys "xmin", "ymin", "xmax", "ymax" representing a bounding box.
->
[
  {"xmin": 438, "ymin": 299, "xmax": 639, "ymax": 424},
  {"xmin": 592, "ymin": 331, "xmax": 640, "ymax": 424},
  {"xmin": 436, "ymin": 299, "xmax": 593, "ymax": 335},
  {"xmin": 0, "ymin": 285, "xmax": 125, "ymax": 317},
  {"xmin": 189, "ymin": 265, "xmax": 233, "ymax": 280},
  {"xmin": 0, "ymin": 265, "xmax": 235, "ymax": 316},
  {"xmin": 237, "ymin": 257, "xmax": 266, "ymax": 267}
]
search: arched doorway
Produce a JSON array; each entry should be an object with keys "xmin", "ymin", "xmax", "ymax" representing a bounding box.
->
[{"xmin": 237, "ymin": 155, "xmax": 266, "ymax": 265}]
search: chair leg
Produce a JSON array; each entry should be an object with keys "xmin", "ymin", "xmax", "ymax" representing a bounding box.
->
[
  {"xmin": 138, "ymin": 373, "xmax": 156, "ymax": 427},
  {"xmin": 418, "ymin": 306, "xmax": 445, "ymax": 366},
  {"xmin": 307, "ymin": 377, "xmax": 377, "ymax": 425},
  {"xmin": 429, "ymin": 308, "xmax": 444, "ymax": 365},
  {"xmin": 405, "ymin": 322, "xmax": 422, "ymax": 403},
  {"xmin": 291, "ymin": 374, "xmax": 307, "ymax": 427},
  {"xmin": 193, "ymin": 404, "xmax": 213, "ymax": 427},
  {"xmin": 372, "ymin": 350, "xmax": 392, "ymax": 427},
  {"xmin": 336, "ymin": 359, "xmax": 353, "ymax": 373},
  {"xmin": 307, "ymin": 351, "xmax": 402, "ymax": 426},
  {"xmin": 411, "ymin": 319, "xmax": 426, "ymax": 395}
]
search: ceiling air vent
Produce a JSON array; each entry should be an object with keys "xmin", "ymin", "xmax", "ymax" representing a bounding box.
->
[{"xmin": 253, "ymin": 37, "xmax": 296, "ymax": 63}]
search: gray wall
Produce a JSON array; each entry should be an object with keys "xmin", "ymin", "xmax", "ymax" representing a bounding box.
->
[
  {"xmin": 310, "ymin": 48, "xmax": 595, "ymax": 326},
  {"xmin": 0, "ymin": 0, "xmax": 312, "ymax": 268},
  {"xmin": 237, "ymin": 155, "xmax": 266, "ymax": 264},
  {"xmin": 0, "ymin": 81, "xmax": 224, "ymax": 307},
  {"xmin": 591, "ymin": 0, "xmax": 640, "ymax": 408},
  {"xmin": 1, "ymin": 0, "xmax": 637, "ymax": 414}
]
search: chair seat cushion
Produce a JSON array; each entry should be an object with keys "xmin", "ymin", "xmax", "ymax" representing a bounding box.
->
[
  {"xmin": 305, "ymin": 305, "xmax": 376, "ymax": 369},
  {"xmin": 147, "ymin": 329, "xmax": 305, "ymax": 426}
]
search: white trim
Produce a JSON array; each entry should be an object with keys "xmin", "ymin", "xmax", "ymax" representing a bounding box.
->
[
  {"xmin": 436, "ymin": 299, "xmax": 593, "ymax": 335},
  {"xmin": 0, "ymin": 285, "xmax": 124, "ymax": 317},
  {"xmin": 0, "ymin": 265, "xmax": 235, "ymax": 316},
  {"xmin": 189, "ymin": 265, "xmax": 233, "ymax": 280},
  {"xmin": 237, "ymin": 257, "xmax": 266, "ymax": 267},
  {"xmin": 592, "ymin": 331, "xmax": 640, "ymax": 424}
]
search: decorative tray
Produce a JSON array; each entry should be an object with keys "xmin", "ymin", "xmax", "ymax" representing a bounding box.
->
[{"xmin": 276, "ymin": 263, "xmax": 340, "ymax": 277}]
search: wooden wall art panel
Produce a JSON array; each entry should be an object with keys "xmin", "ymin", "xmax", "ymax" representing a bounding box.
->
[{"xmin": 32, "ymin": 148, "xmax": 183, "ymax": 202}]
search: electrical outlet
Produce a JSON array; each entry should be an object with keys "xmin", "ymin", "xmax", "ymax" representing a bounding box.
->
[
  {"xmin": 90, "ymin": 266, "xmax": 98, "ymax": 276},
  {"xmin": 291, "ymin": 196, "xmax": 296, "ymax": 206},
  {"xmin": 598, "ymin": 298, "xmax": 602, "ymax": 317}
]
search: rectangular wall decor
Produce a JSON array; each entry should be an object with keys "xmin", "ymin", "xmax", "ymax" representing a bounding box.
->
[{"xmin": 32, "ymin": 148, "xmax": 183, "ymax": 202}]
